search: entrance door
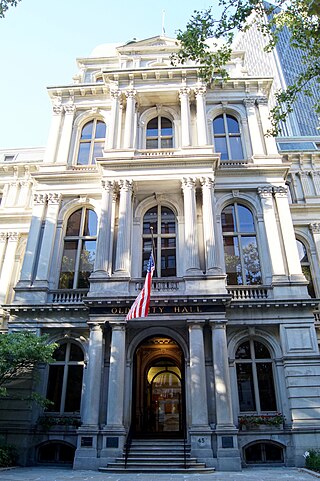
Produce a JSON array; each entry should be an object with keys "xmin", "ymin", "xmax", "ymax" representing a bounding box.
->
[{"xmin": 133, "ymin": 336, "xmax": 184, "ymax": 437}]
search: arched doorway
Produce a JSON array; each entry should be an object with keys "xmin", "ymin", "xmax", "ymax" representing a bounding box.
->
[{"xmin": 133, "ymin": 336, "xmax": 185, "ymax": 437}]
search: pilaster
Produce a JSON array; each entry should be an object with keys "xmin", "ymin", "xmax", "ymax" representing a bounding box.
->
[
  {"xmin": 256, "ymin": 96, "xmax": 279, "ymax": 155},
  {"xmin": 107, "ymin": 89, "xmax": 121, "ymax": 150},
  {"xmin": 200, "ymin": 177, "xmax": 220, "ymax": 274},
  {"xmin": 44, "ymin": 101, "xmax": 64, "ymax": 163},
  {"xmin": 194, "ymin": 85, "xmax": 208, "ymax": 146},
  {"xmin": 56, "ymin": 100, "xmax": 76, "ymax": 164},
  {"xmin": 114, "ymin": 180, "xmax": 132, "ymax": 277},
  {"xmin": 123, "ymin": 90, "xmax": 136, "ymax": 149},
  {"xmin": 244, "ymin": 98, "xmax": 264, "ymax": 156},
  {"xmin": 179, "ymin": 87, "xmax": 191, "ymax": 147},
  {"xmin": 181, "ymin": 177, "xmax": 202, "ymax": 275},
  {"xmin": 0, "ymin": 232, "xmax": 20, "ymax": 304}
]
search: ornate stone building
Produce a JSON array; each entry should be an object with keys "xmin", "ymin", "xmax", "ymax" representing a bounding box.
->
[{"xmin": 0, "ymin": 36, "xmax": 319, "ymax": 471}]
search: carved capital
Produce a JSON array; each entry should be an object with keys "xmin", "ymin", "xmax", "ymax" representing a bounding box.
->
[
  {"xmin": 309, "ymin": 222, "xmax": 320, "ymax": 234},
  {"xmin": 89, "ymin": 323, "xmax": 103, "ymax": 333},
  {"xmin": 256, "ymin": 96, "xmax": 268, "ymax": 106},
  {"xmin": 47, "ymin": 193, "xmax": 62, "ymax": 205},
  {"xmin": 110, "ymin": 322, "xmax": 126, "ymax": 331},
  {"xmin": 179, "ymin": 87, "xmax": 191, "ymax": 100},
  {"xmin": 243, "ymin": 98, "xmax": 256, "ymax": 108},
  {"xmin": 110, "ymin": 89, "xmax": 121, "ymax": 101},
  {"xmin": 181, "ymin": 177, "xmax": 196, "ymax": 190},
  {"xmin": 64, "ymin": 103, "xmax": 75, "ymax": 114},
  {"xmin": 7, "ymin": 232, "xmax": 20, "ymax": 242},
  {"xmin": 125, "ymin": 90, "xmax": 136, "ymax": 100},
  {"xmin": 200, "ymin": 177, "xmax": 214, "ymax": 190},
  {"xmin": 119, "ymin": 179, "xmax": 133, "ymax": 192},
  {"xmin": 53, "ymin": 104, "xmax": 63, "ymax": 115},
  {"xmin": 257, "ymin": 186, "xmax": 273, "ymax": 198},
  {"xmin": 0, "ymin": 233, "xmax": 7, "ymax": 242},
  {"xmin": 194, "ymin": 86, "xmax": 207, "ymax": 98},
  {"xmin": 273, "ymin": 186, "xmax": 288, "ymax": 197},
  {"xmin": 34, "ymin": 193, "xmax": 47, "ymax": 205},
  {"xmin": 102, "ymin": 180, "xmax": 115, "ymax": 193}
]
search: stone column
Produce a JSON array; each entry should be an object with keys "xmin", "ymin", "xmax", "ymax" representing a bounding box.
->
[
  {"xmin": 258, "ymin": 186, "xmax": 286, "ymax": 278},
  {"xmin": 256, "ymin": 97, "xmax": 279, "ymax": 155},
  {"xmin": 188, "ymin": 322, "xmax": 209, "ymax": 427},
  {"xmin": 0, "ymin": 234, "xmax": 7, "ymax": 276},
  {"xmin": 310, "ymin": 222, "xmax": 320, "ymax": 266},
  {"xmin": 179, "ymin": 87, "xmax": 191, "ymax": 147},
  {"xmin": 82, "ymin": 324, "xmax": 103, "ymax": 426},
  {"xmin": 123, "ymin": 90, "xmax": 136, "ymax": 149},
  {"xmin": 106, "ymin": 323, "xmax": 126, "ymax": 430},
  {"xmin": 106, "ymin": 89, "xmax": 121, "ymax": 150},
  {"xmin": 56, "ymin": 101, "xmax": 75, "ymax": 164},
  {"xmin": 244, "ymin": 98, "xmax": 264, "ymax": 155},
  {"xmin": 200, "ymin": 177, "xmax": 219, "ymax": 273},
  {"xmin": 44, "ymin": 102, "xmax": 64, "ymax": 163},
  {"xmin": 35, "ymin": 193, "xmax": 61, "ymax": 285},
  {"xmin": 19, "ymin": 193, "xmax": 47, "ymax": 284},
  {"xmin": 114, "ymin": 180, "xmax": 132, "ymax": 276},
  {"xmin": 92, "ymin": 181, "xmax": 115, "ymax": 278},
  {"xmin": 273, "ymin": 186, "xmax": 304, "ymax": 278},
  {"xmin": 0, "ymin": 232, "xmax": 19, "ymax": 303},
  {"xmin": 195, "ymin": 86, "xmax": 208, "ymax": 145},
  {"xmin": 210, "ymin": 321, "xmax": 234, "ymax": 429},
  {"xmin": 181, "ymin": 178, "xmax": 202, "ymax": 274}
]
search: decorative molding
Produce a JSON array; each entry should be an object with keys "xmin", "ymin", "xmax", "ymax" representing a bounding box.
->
[
  {"xmin": 200, "ymin": 177, "xmax": 214, "ymax": 189},
  {"xmin": 257, "ymin": 186, "xmax": 273, "ymax": 198},
  {"xmin": 309, "ymin": 222, "xmax": 320, "ymax": 234},
  {"xmin": 119, "ymin": 179, "xmax": 133, "ymax": 192},
  {"xmin": 181, "ymin": 177, "xmax": 196, "ymax": 190},
  {"xmin": 7, "ymin": 232, "xmax": 20, "ymax": 242},
  {"xmin": 273, "ymin": 186, "xmax": 288, "ymax": 197},
  {"xmin": 47, "ymin": 193, "xmax": 62, "ymax": 205},
  {"xmin": 34, "ymin": 193, "xmax": 47, "ymax": 205}
]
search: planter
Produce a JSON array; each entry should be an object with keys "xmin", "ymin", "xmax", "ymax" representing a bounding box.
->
[{"xmin": 240, "ymin": 424, "xmax": 283, "ymax": 431}]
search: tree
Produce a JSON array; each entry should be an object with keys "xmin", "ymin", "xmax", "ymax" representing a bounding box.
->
[
  {"xmin": 0, "ymin": 0, "xmax": 22, "ymax": 18},
  {"xmin": 174, "ymin": 0, "xmax": 320, "ymax": 135},
  {"xmin": 0, "ymin": 331, "xmax": 56, "ymax": 398}
]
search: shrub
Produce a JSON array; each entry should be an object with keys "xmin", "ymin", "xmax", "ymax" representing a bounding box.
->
[
  {"xmin": 304, "ymin": 450, "xmax": 320, "ymax": 472},
  {"xmin": 0, "ymin": 444, "xmax": 17, "ymax": 467}
]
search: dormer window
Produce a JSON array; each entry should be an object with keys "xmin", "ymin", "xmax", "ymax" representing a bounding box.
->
[{"xmin": 146, "ymin": 116, "xmax": 173, "ymax": 149}]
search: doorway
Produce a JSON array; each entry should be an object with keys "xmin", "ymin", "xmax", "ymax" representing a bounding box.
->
[{"xmin": 133, "ymin": 336, "xmax": 185, "ymax": 437}]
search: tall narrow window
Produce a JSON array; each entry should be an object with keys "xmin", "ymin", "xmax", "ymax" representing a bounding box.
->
[
  {"xmin": 221, "ymin": 203, "xmax": 261, "ymax": 285},
  {"xmin": 296, "ymin": 239, "xmax": 316, "ymax": 297},
  {"xmin": 146, "ymin": 116, "xmax": 173, "ymax": 149},
  {"xmin": 77, "ymin": 119, "xmax": 106, "ymax": 165},
  {"xmin": 142, "ymin": 206, "xmax": 176, "ymax": 277},
  {"xmin": 213, "ymin": 114, "xmax": 244, "ymax": 160},
  {"xmin": 236, "ymin": 340, "xmax": 277, "ymax": 413},
  {"xmin": 59, "ymin": 208, "xmax": 97, "ymax": 289},
  {"xmin": 46, "ymin": 342, "xmax": 84, "ymax": 413}
]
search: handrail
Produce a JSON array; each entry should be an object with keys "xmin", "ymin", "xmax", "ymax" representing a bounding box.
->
[{"xmin": 124, "ymin": 423, "xmax": 133, "ymax": 469}]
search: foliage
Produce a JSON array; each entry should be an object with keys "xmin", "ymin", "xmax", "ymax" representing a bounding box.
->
[
  {"xmin": 37, "ymin": 415, "xmax": 82, "ymax": 431},
  {"xmin": 0, "ymin": 0, "xmax": 22, "ymax": 18},
  {"xmin": 304, "ymin": 449, "xmax": 320, "ymax": 472},
  {"xmin": 0, "ymin": 443, "xmax": 17, "ymax": 467},
  {"xmin": 0, "ymin": 332, "xmax": 56, "ymax": 397},
  {"xmin": 174, "ymin": 0, "xmax": 320, "ymax": 135},
  {"xmin": 239, "ymin": 413, "xmax": 285, "ymax": 426}
]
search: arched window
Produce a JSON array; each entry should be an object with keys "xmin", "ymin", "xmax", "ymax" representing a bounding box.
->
[
  {"xmin": 59, "ymin": 207, "xmax": 97, "ymax": 289},
  {"xmin": 142, "ymin": 206, "xmax": 176, "ymax": 277},
  {"xmin": 244, "ymin": 442, "xmax": 284, "ymax": 464},
  {"xmin": 296, "ymin": 239, "xmax": 316, "ymax": 297},
  {"xmin": 46, "ymin": 342, "xmax": 84, "ymax": 413},
  {"xmin": 146, "ymin": 116, "xmax": 173, "ymax": 149},
  {"xmin": 236, "ymin": 339, "xmax": 277, "ymax": 413},
  {"xmin": 221, "ymin": 203, "xmax": 261, "ymax": 285},
  {"xmin": 213, "ymin": 113, "xmax": 244, "ymax": 160},
  {"xmin": 76, "ymin": 119, "xmax": 106, "ymax": 165}
]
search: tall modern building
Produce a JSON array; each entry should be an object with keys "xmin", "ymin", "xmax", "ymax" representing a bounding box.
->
[{"xmin": 0, "ymin": 35, "xmax": 320, "ymax": 472}]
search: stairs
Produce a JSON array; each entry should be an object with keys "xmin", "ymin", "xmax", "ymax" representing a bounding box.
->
[{"xmin": 99, "ymin": 438, "xmax": 215, "ymax": 473}]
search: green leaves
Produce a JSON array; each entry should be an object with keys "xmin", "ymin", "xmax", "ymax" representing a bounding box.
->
[{"xmin": 0, "ymin": 0, "xmax": 21, "ymax": 19}]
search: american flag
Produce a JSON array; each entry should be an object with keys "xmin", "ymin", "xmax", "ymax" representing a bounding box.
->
[{"xmin": 126, "ymin": 253, "xmax": 155, "ymax": 320}]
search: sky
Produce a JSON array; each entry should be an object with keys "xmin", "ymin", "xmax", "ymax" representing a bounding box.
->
[{"xmin": 0, "ymin": 0, "xmax": 215, "ymax": 150}]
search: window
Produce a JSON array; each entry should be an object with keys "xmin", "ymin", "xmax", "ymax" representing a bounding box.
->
[
  {"xmin": 142, "ymin": 206, "xmax": 176, "ymax": 277},
  {"xmin": 244, "ymin": 442, "xmax": 284, "ymax": 464},
  {"xmin": 46, "ymin": 342, "xmax": 84, "ymax": 413},
  {"xmin": 221, "ymin": 203, "xmax": 261, "ymax": 285},
  {"xmin": 213, "ymin": 114, "xmax": 244, "ymax": 160},
  {"xmin": 4, "ymin": 155, "xmax": 15, "ymax": 162},
  {"xmin": 146, "ymin": 116, "xmax": 173, "ymax": 149},
  {"xmin": 76, "ymin": 119, "xmax": 106, "ymax": 165},
  {"xmin": 59, "ymin": 207, "xmax": 97, "ymax": 289},
  {"xmin": 236, "ymin": 339, "xmax": 277, "ymax": 413},
  {"xmin": 296, "ymin": 239, "xmax": 316, "ymax": 297}
]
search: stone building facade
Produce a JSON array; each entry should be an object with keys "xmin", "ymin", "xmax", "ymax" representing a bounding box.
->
[{"xmin": 0, "ymin": 36, "xmax": 320, "ymax": 471}]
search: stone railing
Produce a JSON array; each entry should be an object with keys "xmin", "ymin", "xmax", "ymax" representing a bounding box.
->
[
  {"xmin": 50, "ymin": 289, "xmax": 88, "ymax": 304},
  {"xmin": 227, "ymin": 286, "xmax": 270, "ymax": 300}
]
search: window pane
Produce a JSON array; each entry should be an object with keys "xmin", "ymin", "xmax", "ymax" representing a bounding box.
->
[
  {"xmin": 161, "ymin": 117, "xmax": 172, "ymax": 130},
  {"xmin": 161, "ymin": 252, "xmax": 176, "ymax": 277},
  {"xmin": 256, "ymin": 363, "xmax": 277, "ymax": 411},
  {"xmin": 296, "ymin": 239, "xmax": 308, "ymax": 262},
  {"xmin": 142, "ymin": 241, "xmax": 157, "ymax": 276},
  {"xmin": 223, "ymin": 236, "xmax": 242, "ymax": 285},
  {"xmin": 66, "ymin": 210, "xmax": 82, "ymax": 236},
  {"xmin": 230, "ymin": 136, "xmax": 244, "ymax": 160},
  {"xmin": 161, "ymin": 138, "xmax": 173, "ymax": 148},
  {"xmin": 95, "ymin": 121, "xmax": 106, "ymax": 138},
  {"xmin": 222, "ymin": 205, "xmax": 236, "ymax": 232},
  {"xmin": 147, "ymin": 117, "xmax": 158, "ymax": 131},
  {"xmin": 254, "ymin": 341, "xmax": 271, "ymax": 359},
  {"xmin": 226, "ymin": 115, "xmax": 240, "ymax": 133},
  {"xmin": 265, "ymin": 444, "xmax": 283, "ymax": 462},
  {"xmin": 237, "ymin": 205, "xmax": 255, "ymax": 232},
  {"xmin": 235, "ymin": 341, "xmax": 251, "ymax": 359},
  {"xmin": 69, "ymin": 344, "xmax": 84, "ymax": 361},
  {"xmin": 59, "ymin": 241, "xmax": 77, "ymax": 289},
  {"xmin": 77, "ymin": 240, "xmax": 96, "ymax": 288},
  {"xmin": 236, "ymin": 363, "xmax": 256, "ymax": 411},
  {"xmin": 77, "ymin": 142, "xmax": 91, "ymax": 165},
  {"xmin": 161, "ymin": 207, "xmax": 175, "ymax": 233},
  {"xmin": 215, "ymin": 137, "xmax": 228, "ymax": 160},
  {"xmin": 46, "ymin": 365, "xmax": 64, "ymax": 412},
  {"xmin": 241, "ymin": 237, "xmax": 261, "ymax": 285},
  {"xmin": 80, "ymin": 121, "xmax": 93, "ymax": 140},
  {"xmin": 83, "ymin": 209, "xmax": 97, "ymax": 237},
  {"xmin": 92, "ymin": 141, "xmax": 104, "ymax": 164},
  {"xmin": 146, "ymin": 138, "xmax": 158, "ymax": 149},
  {"xmin": 64, "ymin": 365, "xmax": 83, "ymax": 412},
  {"xmin": 53, "ymin": 344, "xmax": 67, "ymax": 361},
  {"xmin": 143, "ymin": 207, "xmax": 158, "ymax": 234},
  {"xmin": 213, "ymin": 115, "xmax": 225, "ymax": 134}
]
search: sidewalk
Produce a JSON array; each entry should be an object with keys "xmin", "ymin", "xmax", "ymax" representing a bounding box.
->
[{"xmin": 0, "ymin": 466, "xmax": 319, "ymax": 481}]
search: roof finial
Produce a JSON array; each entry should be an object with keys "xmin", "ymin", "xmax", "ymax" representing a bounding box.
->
[{"xmin": 162, "ymin": 10, "xmax": 166, "ymax": 37}]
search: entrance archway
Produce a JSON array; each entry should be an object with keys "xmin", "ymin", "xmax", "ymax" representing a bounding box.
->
[{"xmin": 133, "ymin": 336, "xmax": 185, "ymax": 437}]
